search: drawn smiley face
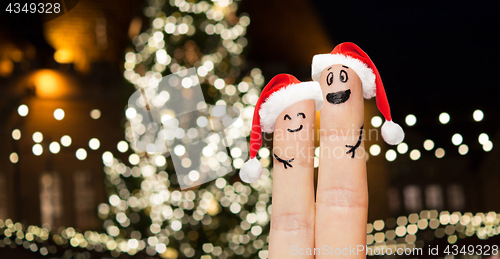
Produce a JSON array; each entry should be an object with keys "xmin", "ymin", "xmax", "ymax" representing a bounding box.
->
[
  {"xmin": 321, "ymin": 64, "xmax": 360, "ymax": 105},
  {"xmin": 284, "ymin": 112, "xmax": 306, "ymax": 132}
]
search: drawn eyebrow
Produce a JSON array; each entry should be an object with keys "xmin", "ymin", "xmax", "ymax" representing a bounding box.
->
[
  {"xmin": 342, "ymin": 65, "xmax": 349, "ymax": 69},
  {"xmin": 327, "ymin": 67, "xmax": 332, "ymax": 71},
  {"xmin": 284, "ymin": 114, "xmax": 292, "ymax": 120},
  {"xmin": 297, "ymin": 112, "xmax": 305, "ymax": 118}
]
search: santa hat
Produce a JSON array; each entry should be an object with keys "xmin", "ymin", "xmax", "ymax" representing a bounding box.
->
[
  {"xmin": 239, "ymin": 74, "xmax": 323, "ymax": 183},
  {"xmin": 312, "ymin": 42, "xmax": 404, "ymax": 145}
]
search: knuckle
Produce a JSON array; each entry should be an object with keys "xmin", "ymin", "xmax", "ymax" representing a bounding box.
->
[
  {"xmin": 271, "ymin": 212, "xmax": 314, "ymax": 233},
  {"xmin": 317, "ymin": 187, "xmax": 368, "ymax": 209}
]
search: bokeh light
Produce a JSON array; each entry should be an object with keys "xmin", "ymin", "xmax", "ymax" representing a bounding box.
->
[
  {"xmin": 397, "ymin": 142, "xmax": 408, "ymax": 154},
  {"xmin": 10, "ymin": 152, "xmax": 19, "ymax": 163},
  {"xmin": 12, "ymin": 129, "xmax": 21, "ymax": 140},
  {"xmin": 473, "ymin": 109, "xmax": 484, "ymax": 122},
  {"xmin": 439, "ymin": 112, "xmax": 450, "ymax": 124},
  {"xmin": 49, "ymin": 142, "xmax": 61, "ymax": 154},
  {"xmin": 76, "ymin": 148, "xmax": 87, "ymax": 160},
  {"xmin": 117, "ymin": 141, "xmax": 129, "ymax": 153},
  {"xmin": 371, "ymin": 116, "xmax": 382, "ymax": 128},
  {"xmin": 435, "ymin": 148, "xmax": 445, "ymax": 158},
  {"xmin": 410, "ymin": 149, "xmax": 421, "ymax": 160},
  {"xmin": 369, "ymin": 144, "xmax": 381, "ymax": 156},
  {"xmin": 483, "ymin": 141, "xmax": 493, "ymax": 152},
  {"xmin": 18, "ymin": 104, "xmax": 29, "ymax": 117},
  {"xmin": 90, "ymin": 109, "xmax": 101, "ymax": 119},
  {"xmin": 385, "ymin": 149, "xmax": 397, "ymax": 162},
  {"xmin": 405, "ymin": 114, "xmax": 416, "ymax": 126},
  {"xmin": 423, "ymin": 139, "xmax": 434, "ymax": 151},
  {"xmin": 53, "ymin": 108, "xmax": 65, "ymax": 120},
  {"xmin": 451, "ymin": 133, "xmax": 462, "ymax": 146},
  {"xmin": 61, "ymin": 135, "xmax": 72, "ymax": 147},
  {"xmin": 32, "ymin": 132, "xmax": 43, "ymax": 143},
  {"xmin": 89, "ymin": 138, "xmax": 100, "ymax": 150},
  {"xmin": 458, "ymin": 144, "xmax": 468, "ymax": 155},
  {"xmin": 32, "ymin": 144, "xmax": 43, "ymax": 156},
  {"xmin": 478, "ymin": 133, "xmax": 489, "ymax": 145}
]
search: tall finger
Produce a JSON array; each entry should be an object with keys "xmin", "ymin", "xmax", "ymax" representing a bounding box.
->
[{"xmin": 315, "ymin": 64, "xmax": 368, "ymax": 258}]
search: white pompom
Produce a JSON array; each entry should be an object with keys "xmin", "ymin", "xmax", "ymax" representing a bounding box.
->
[
  {"xmin": 381, "ymin": 120, "xmax": 405, "ymax": 145},
  {"xmin": 239, "ymin": 157, "xmax": 263, "ymax": 183}
]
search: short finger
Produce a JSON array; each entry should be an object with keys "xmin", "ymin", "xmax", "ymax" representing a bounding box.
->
[{"xmin": 269, "ymin": 99, "xmax": 316, "ymax": 259}]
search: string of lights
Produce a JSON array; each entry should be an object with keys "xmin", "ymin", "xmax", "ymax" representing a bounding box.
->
[{"xmin": 1, "ymin": 210, "xmax": 498, "ymax": 257}]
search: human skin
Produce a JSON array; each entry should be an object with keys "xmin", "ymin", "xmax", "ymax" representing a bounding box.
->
[
  {"xmin": 315, "ymin": 64, "xmax": 367, "ymax": 258},
  {"xmin": 268, "ymin": 65, "xmax": 367, "ymax": 258},
  {"xmin": 269, "ymin": 99, "xmax": 316, "ymax": 259}
]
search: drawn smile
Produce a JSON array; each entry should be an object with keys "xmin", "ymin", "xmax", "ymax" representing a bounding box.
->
[
  {"xmin": 326, "ymin": 89, "xmax": 351, "ymax": 104},
  {"xmin": 287, "ymin": 125, "xmax": 303, "ymax": 133}
]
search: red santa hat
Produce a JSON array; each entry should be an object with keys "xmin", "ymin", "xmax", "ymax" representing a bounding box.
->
[
  {"xmin": 312, "ymin": 42, "xmax": 404, "ymax": 145},
  {"xmin": 240, "ymin": 74, "xmax": 323, "ymax": 183}
]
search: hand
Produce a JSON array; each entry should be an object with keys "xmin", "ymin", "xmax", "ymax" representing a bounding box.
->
[{"xmin": 269, "ymin": 65, "xmax": 367, "ymax": 258}]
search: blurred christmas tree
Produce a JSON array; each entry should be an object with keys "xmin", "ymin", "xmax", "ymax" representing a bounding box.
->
[{"xmin": 98, "ymin": 0, "xmax": 273, "ymax": 258}]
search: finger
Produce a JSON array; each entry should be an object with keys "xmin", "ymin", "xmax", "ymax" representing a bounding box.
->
[
  {"xmin": 315, "ymin": 64, "xmax": 368, "ymax": 258},
  {"xmin": 269, "ymin": 99, "xmax": 316, "ymax": 259}
]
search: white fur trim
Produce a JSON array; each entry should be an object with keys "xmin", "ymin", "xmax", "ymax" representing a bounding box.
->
[
  {"xmin": 259, "ymin": 81, "xmax": 323, "ymax": 133},
  {"xmin": 381, "ymin": 120, "xmax": 405, "ymax": 145},
  {"xmin": 240, "ymin": 157, "xmax": 263, "ymax": 183},
  {"xmin": 312, "ymin": 53, "xmax": 377, "ymax": 99}
]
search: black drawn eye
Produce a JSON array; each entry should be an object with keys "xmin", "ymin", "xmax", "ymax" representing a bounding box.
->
[
  {"xmin": 326, "ymin": 72, "xmax": 334, "ymax": 86},
  {"xmin": 284, "ymin": 114, "xmax": 291, "ymax": 120},
  {"xmin": 339, "ymin": 70, "xmax": 348, "ymax": 83},
  {"xmin": 297, "ymin": 112, "xmax": 305, "ymax": 119}
]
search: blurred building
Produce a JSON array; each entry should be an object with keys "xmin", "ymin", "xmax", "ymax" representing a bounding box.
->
[
  {"xmin": 0, "ymin": 0, "xmax": 498, "ymax": 257},
  {"xmin": 0, "ymin": 0, "xmax": 141, "ymax": 257}
]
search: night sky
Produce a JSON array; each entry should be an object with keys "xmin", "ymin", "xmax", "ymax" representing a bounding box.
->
[{"xmin": 312, "ymin": 1, "xmax": 500, "ymax": 117}]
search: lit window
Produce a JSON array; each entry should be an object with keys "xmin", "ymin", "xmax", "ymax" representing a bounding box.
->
[
  {"xmin": 425, "ymin": 185, "xmax": 443, "ymax": 210},
  {"xmin": 447, "ymin": 184, "xmax": 465, "ymax": 211},
  {"xmin": 387, "ymin": 188, "xmax": 400, "ymax": 213},
  {"xmin": 40, "ymin": 173, "xmax": 63, "ymax": 227},
  {"xmin": 404, "ymin": 185, "xmax": 422, "ymax": 213},
  {"xmin": 0, "ymin": 173, "xmax": 7, "ymax": 219},
  {"xmin": 74, "ymin": 171, "xmax": 96, "ymax": 229}
]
